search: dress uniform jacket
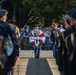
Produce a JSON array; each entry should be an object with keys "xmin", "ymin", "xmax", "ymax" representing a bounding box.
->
[
  {"xmin": 57, "ymin": 25, "xmax": 76, "ymax": 74},
  {"xmin": 0, "ymin": 20, "xmax": 19, "ymax": 72},
  {"xmin": 64, "ymin": 32, "xmax": 76, "ymax": 75}
]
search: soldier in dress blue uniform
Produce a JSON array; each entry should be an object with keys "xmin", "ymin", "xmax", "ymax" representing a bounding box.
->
[
  {"xmin": 63, "ymin": 10, "xmax": 76, "ymax": 75},
  {"xmin": 0, "ymin": 9, "xmax": 19, "ymax": 75},
  {"xmin": 57, "ymin": 9, "xmax": 76, "ymax": 75},
  {"xmin": 64, "ymin": 32, "xmax": 76, "ymax": 75}
]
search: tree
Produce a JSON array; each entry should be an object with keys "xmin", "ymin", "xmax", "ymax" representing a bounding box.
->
[{"xmin": 13, "ymin": 0, "xmax": 76, "ymax": 27}]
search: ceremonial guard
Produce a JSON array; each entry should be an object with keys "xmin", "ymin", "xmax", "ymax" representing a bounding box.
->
[
  {"xmin": 64, "ymin": 32, "xmax": 76, "ymax": 75},
  {"xmin": 58, "ymin": 9, "xmax": 76, "ymax": 75},
  {"xmin": 63, "ymin": 10, "xmax": 76, "ymax": 75},
  {"xmin": 0, "ymin": 9, "xmax": 19, "ymax": 75}
]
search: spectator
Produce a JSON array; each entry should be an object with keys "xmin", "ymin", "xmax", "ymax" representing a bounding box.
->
[
  {"xmin": 24, "ymin": 25, "xmax": 31, "ymax": 50},
  {"xmin": 43, "ymin": 27, "xmax": 51, "ymax": 50},
  {"xmin": 29, "ymin": 24, "xmax": 45, "ymax": 58},
  {"xmin": 20, "ymin": 28, "xmax": 25, "ymax": 49},
  {"xmin": 51, "ymin": 23, "xmax": 60, "ymax": 58},
  {"xmin": 59, "ymin": 24, "xmax": 65, "ymax": 33}
]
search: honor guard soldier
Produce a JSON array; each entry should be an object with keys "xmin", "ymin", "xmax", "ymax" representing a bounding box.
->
[
  {"xmin": 0, "ymin": 9, "xmax": 19, "ymax": 75},
  {"xmin": 63, "ymin": 10, "xmax": 76, "ymax": 75},
  {"xmin": 57, "ymin": 9, "xmax": 76, "ymax": 75}
]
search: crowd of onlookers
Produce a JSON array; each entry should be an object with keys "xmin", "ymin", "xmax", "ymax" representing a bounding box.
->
[{"xmin": 19, "ymin": 23, "xmax": 66, "ymax": 51}]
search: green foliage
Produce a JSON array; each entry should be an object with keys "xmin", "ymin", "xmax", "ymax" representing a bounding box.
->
[{"xmin": 14, "ymin": 0, "xmax": 76, "ymax": 27}]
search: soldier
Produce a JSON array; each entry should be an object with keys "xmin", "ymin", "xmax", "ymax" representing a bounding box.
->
[
  {"xmin": 0, "ymin": 9, "xmax": 19, "ymax": 75},
  {"xmin": 64, "ymin": 32, "xmax": 76, "ymax": 75},
  {"xmin": 57, "ymin": 9, "xmax": 76, "ymax": 75},
  {"xmin": 63, "ymin": 10, "xmax": 76, "ymax": 75}
]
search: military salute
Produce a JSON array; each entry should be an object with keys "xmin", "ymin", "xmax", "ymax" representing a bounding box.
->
[{"xmin": 58, "ymin": 9, "xmax": 76, "ymax": 75}]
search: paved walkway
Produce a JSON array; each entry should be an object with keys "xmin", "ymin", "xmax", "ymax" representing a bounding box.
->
[
  {"xmin": 13, "ymin": 50, "xmax": 61, "ymax": 75},
  {"xmin": 19, "ymin": 50, "xmax": 53, "ymax": 58}
]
